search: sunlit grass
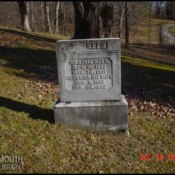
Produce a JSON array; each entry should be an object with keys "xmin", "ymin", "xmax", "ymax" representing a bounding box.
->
[
  {"xmin": 122, "ymin": 53, "xmax": 175, "ymax": 72},
  {"xmin": 169, "ymin": 25, "xmax": 175, "ymax": 37}
]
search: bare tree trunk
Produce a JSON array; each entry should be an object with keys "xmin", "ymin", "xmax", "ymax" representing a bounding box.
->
[
  {"xmin": 40, "ymin": 2, "xmax": 44, "ymax": 32},
  {"xmin": 125, "ymin": 1, "xmax": 129, "ymax": 48},
  {"xmin": 99, "ymin": 12, "xmax": 103, "ymax": 37},
  {"xmin": 73, "ymin": 1, "xmax": 100, "ymax": 39},
  {"xmin": 129, "ymin": 25, "xmax": 134, "ymax": 35},
  {"xmin": 118, "ymin": 2, "xmax": 125, "ymax": 37},
  {"xmin": 148, "ymin": 1, "xmax": 151, "ymax": 46},
  {"xmin": 55, "ymin": 1, "xmax": 60, "ymax": 33},
  {"xmin": 159, "ymin": 25, "xmax": 163, "ymax": 47},
  {"xmin": 63, "ymin": 3, "xmax": 66, "ymax": 35},
  {"xmin": 44, "ymin": 1, "xmax": 53, "ymax": 34},
  {"xmin": 31, "ymin": 1, "xmax": 35, "ymax": 31},
  {"xmin": 97, "ymin": 3, "xmax": 100, "ymax": 37},
  {"xmin": 18, "ymin": 1, "xmax": 31, "ymax": 32}
]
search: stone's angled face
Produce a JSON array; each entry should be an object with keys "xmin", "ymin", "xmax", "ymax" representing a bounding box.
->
[{"xmin": 56, "ymin": 38, "xmax": 121, "ymax": 102}]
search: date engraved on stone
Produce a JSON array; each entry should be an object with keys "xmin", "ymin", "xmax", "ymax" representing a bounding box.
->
[{"xmin": 65, "ymin": 58, "xmax": 112, "ymax": 91}]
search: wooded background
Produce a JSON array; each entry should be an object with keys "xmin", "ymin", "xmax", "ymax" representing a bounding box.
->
[{"xmin": 0, "ymin": 1, "xmax": 174, "ymax": 40}]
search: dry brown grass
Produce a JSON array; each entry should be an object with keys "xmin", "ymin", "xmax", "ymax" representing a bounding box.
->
[{"xmin": 120, "ymin": 18, "xmax": 175, "ymax": 44}]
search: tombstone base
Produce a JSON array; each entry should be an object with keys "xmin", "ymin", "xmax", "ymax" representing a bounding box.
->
[{"xmin": 54, "ymin": 95, "xmax": 128, "ymax": 132}]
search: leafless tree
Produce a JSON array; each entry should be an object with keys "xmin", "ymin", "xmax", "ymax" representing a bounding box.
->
[
  {"xmin": 73, "ymin": 1, "xmax": 100, "ymax": 39},
  {"xmin": 0, "ymin": 1, "xmax": 148, "ymax": 40},
  {"xmin": 166, "ymin": 1, "xmax": 175, "ymax": 19},
  {"xmin": 125, "ymin": 1, "xmax": 129, "ymax": 48},
  {"xmin": 44, "ymin": 1, "xmax": 53, "ymax": 34},
  {"xmin": 18, "ymin": 1, "xmax": 31, "ymax": 32},
  {"xmin": 154, "ymin": 1, "xmax": 166, "ymax": 19},
  {"xmin": 55, "ymin": 1, "xmax": 60, "ymax": 33},
  {"xmin": 148, "ymin": 1, "xmax": 151, "ymax": 46},
  {"xmin": 115, "ymin": 1, "xmax": 125, "ymax": 38}
]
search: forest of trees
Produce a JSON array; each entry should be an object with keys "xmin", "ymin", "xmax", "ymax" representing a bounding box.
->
[
  {"xmin": 0, "ymin": 1, "xmax": 74, "ymax": 35},
  {"xmin": 0, "ymin": 1, "xmax": 174, "ymax": 45}
]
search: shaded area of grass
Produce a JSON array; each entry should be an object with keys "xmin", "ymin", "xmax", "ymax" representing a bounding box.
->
[
  {"xmin": 0, "ymin": 46, "xmax": 56, "ymax": 66},
  {"xmin": 122, "ymin": 53, "xmax": 175, "ymax": 107},
  {"xmin": 0, "ymin": 96, "xmax": 54, "ymax": 124},
  {"xmin": 0, "ymin": 46, "xmax": 57, "ymax": 83}
]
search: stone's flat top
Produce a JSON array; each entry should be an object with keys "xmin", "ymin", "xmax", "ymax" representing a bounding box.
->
[
  {"xmin": 57, "ymin": 38, "xmax": 120, "ymax": 43},
  {"xmin": 56, "ymin": 38, "xmax": 121, "ymax": 102},
  {"xmin": 55, "ymin": 95, "xmax": 127, "ymax": 108}
]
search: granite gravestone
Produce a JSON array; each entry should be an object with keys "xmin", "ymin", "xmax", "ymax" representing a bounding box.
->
[{"xmin": 54, "ymin": 38, "xmax": 128, "ymax": 132}]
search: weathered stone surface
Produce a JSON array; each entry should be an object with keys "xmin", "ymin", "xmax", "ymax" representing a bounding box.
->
[
  {"xmin": 54, "ymin": 95, "xmax": 128, "ymax": 131},
  {"xmin": 56, "ymin": 38, "xmax": 121, "ymax": 102},
  {"xmin": 54, "ymin": 38, "xmax": 128, "ymax": 133}
]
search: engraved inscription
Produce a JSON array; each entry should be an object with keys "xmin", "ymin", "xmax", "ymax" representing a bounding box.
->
[
  {"xmin": 85, "ymin": 41, "xmax": 108, "ymax": 50},
  {"xmin": 65, "ymin": 58, "xmax": 112, "ymax": 91}
]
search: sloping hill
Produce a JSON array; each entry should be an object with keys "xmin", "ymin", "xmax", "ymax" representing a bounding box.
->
[
  {"xmin": 0, "ymin": 27, "xmax": 175, "ymax": 173},
  {"xmin": 130, "ymin": 18, "xmax": 175, "ymax": 44}
]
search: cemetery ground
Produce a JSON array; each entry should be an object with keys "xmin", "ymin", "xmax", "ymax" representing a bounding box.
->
[{"xmin": 0, "ymin": 21, "xmax": 175, "ymax": 173}]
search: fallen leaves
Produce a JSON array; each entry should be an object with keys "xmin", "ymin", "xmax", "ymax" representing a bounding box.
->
[
  {"xmin": 0, "ymin": 30, "xmax": 22, "ymax": 47},
  {"xmin": 21, "ymin": 65, "xmax": 175, "ymax": 123},
  {"xmin": 126, "ymin": 95, "xmax": 175, "ymax": 121}
]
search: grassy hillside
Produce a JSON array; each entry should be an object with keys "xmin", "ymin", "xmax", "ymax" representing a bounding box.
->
[
  {"xmin": 169, "ymin": 25, "xmax": 175, "ymax": 36},
  {"xmin": 120, "ymin": 18, "xmax": 175, "ymax": 44},
  {"xmin": 0, "ymin": 26, "xmax": 175, "ymax": 173}
]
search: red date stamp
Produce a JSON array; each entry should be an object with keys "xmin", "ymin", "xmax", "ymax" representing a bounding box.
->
[{"xmin": 140, "ymin": 153, "xmax": 175, "ymax": 161}]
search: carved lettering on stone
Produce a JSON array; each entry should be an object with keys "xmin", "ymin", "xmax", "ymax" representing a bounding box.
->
[
  {"xmin": 65, "ymin": 58, "xmax": 112, "ymax": 91},
  {"xmin": 56, "ymin": 38, "xmax": 121, "ymax": 102}
]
